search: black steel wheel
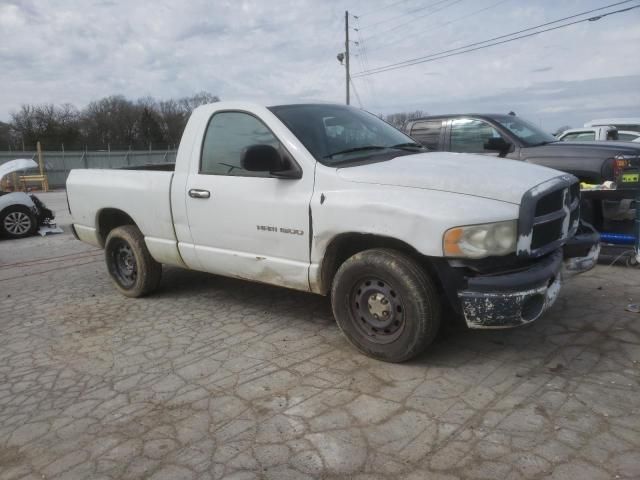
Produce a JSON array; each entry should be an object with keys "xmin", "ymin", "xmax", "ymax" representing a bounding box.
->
[
  {"xmin": 331, "ymin": 248, "xmax": 441, "ymax": 363},
  {"xmin": 109, "ymin": 238, "xmax": 138, "ymax": 288},
  {"xmin": 105, "ymin": 225, "xmax": 162, "ymax": 297},
  {"xmin": 350, "ymin": 277, "xmax": 406, "ymax": 344}
]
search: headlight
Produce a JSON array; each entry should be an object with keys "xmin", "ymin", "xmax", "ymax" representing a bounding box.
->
[{"xmin": 443, "ymin": 220, "xmax": 517, "ymax": 259}]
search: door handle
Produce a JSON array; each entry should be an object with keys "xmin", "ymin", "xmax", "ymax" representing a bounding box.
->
[{"xmin": 189, "ymin": 188, "xmax": 211, "ymax": 199}]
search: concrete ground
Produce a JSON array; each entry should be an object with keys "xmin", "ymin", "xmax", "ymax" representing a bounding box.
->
[{"xmin": 0, "ymin": 191, "xmax": 639, "ymax": 480}]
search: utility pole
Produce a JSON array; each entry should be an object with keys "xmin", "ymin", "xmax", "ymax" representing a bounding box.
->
[{"xmin": 345, "ymin": 10, "xmax": 350, "ymax": 105}]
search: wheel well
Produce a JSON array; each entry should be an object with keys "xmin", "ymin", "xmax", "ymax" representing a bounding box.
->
[
  {"xmin": 319, "ymin": 233, "xmax": 437, "ymax": 294},
  {"xmin": 0, "ymin": 204, "xmax": 33, "ymax": 218},
  {"xmin": 97, "ymin": 209, "xmax": 136, "ymax": 246}
]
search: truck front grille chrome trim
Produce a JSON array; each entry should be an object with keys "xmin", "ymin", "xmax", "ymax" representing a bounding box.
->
[{"xmin": 516, "ymin": 175, "xmax": 580, "ymax": 258}]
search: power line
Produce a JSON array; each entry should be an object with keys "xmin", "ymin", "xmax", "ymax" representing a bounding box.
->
[
  {"xmin": 357, "ymin": 0, "xmax": 636, "ymax": 74},
  {"xmin": 373, "ymin": 0, "xmax": 513, "ymax": 51},
  {"xmin": 350, "ymin": 78, "xmax": 364, "ymax": 108},
  {"xmin": 355, "ymin": 0, "xmax": 410, "ymax": 18},
  {"xmin": 353, "ymin": 2, "xmax": 639, "ymax": 77},
  {"xmin": 361, "ymin": 0, "xmax": 467, "ymax": 42},
  {"xmin": 353, "ymin": 17, "xmax": 378, "ymax": 103},
  {"xmin": 356, "ymin": 0, "xmax": 451, "ymax": 30}
]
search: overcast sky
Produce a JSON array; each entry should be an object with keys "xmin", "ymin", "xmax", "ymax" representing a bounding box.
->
[{"xmin": 1, "ymin": 0, "xmax": 639, "ymax": 130}]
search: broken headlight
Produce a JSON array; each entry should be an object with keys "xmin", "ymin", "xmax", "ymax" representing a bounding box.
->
[{"xmin": 443, "ymin": 220, "xmax": 517, "ymax": 259}]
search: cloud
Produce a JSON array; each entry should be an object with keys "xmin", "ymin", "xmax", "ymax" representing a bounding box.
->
[
  {"xmin": 530, "ymin": 66, "xmax": 553, "ymax": 73},
  {"xmin": 0, "ymin": 0, "xmax": 638, "ymax": 132}
]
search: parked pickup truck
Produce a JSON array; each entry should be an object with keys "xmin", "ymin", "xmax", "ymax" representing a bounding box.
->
[
  {"xmin": 404, "ymin": 113, "xmax": 640, "ymax": 184},
  {"xmin": 557, "ymin": 126, "xmax": 620, "ymax": 142},
  {"xmin": 557, "ymin": 126, "xmax": 640, "ymax": 143},
  {"xmin": 67, "ymin": 103, "xmax": 599, "ymax": 362}
]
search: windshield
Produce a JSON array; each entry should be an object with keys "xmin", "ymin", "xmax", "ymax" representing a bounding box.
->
[
  {"xmin": 268, "ymin": 104, "xmax": 422, "ymax": 165},
  {"xmin": 493, "ymin": 115, "xmax": 557, "ymax": 147}
]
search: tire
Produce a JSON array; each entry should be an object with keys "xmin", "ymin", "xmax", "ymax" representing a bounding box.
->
[
  {"xmin": 104, "ymin": 225, "xmax": 162, "ymax": 298},
  {"xmin": 0, "ymin": 206, "xmax": 37, "ymax": 239},
  {"xmin": 331, "ymin": 248, "xmax": 441, "ymax": 363}
]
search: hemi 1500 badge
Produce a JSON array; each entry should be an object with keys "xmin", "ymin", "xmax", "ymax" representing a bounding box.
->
[{"xmin": 257, "ymin": 225, "xmax": 304, "ymax": 235}]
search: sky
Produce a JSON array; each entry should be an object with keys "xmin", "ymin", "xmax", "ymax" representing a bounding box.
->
[{"xmin": 1, "ymin": 0, "xmax": 639, "ymax": 131}]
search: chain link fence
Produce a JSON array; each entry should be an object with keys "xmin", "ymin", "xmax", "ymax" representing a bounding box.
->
[{"xmin": 0, "ymin": 150, "xmax": 177, "ymax": 189}]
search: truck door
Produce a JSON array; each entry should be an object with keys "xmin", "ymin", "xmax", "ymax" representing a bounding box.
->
[
  {"xmin": 447, "ymin": 118, "xmax": 509, "ymax": 157},
  {"xmin": 183, "ymin": 111, "xmax": 314, "ymax": 291},
  {"xmin": 408, "ymin": 119, "xmax": 445, "ymax": 150}
]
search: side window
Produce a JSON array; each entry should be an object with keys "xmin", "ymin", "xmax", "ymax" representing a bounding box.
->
[
  {"xmin": 560, "ymin": 132, "xmax": 579, "ymax": 141},
  {"xmin": 201, "ymin": 112, "xmax": 281, "ymax": 176},
  {"xmin": 618, "ymin": 132, "xmax": 639, "ymax": 141},
  {"xmin": 410, "ymin": 120, "xmax": 442, "ymax": 149},
  {"xmin": 574, "ymin": 132, "xmax": 596, "ymax": 141},
  {"xmin": 450, "ymin": 119, "xmax": 504, "ymax": 153}
]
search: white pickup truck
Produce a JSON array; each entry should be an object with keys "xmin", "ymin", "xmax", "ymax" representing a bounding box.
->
[{"xmin": 67, "ymin": 102, "xmax": 599, "ymax": 362}]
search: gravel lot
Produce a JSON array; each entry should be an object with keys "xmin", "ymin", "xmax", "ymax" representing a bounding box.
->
[{"xmin": 0, "ymin": 191, "xmax": 639, "ymax": 480}]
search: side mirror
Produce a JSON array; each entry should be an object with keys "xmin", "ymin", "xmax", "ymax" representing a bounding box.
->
[
  {"xmin": 241, "ymin": 144, "xmax": 301, "ymax": 179},
  {"xmin": 484, "ymin": 137, "xmax": 512, "ymax": 154}
]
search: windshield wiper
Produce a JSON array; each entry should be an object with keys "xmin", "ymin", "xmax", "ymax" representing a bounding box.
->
[
  {"xmin": 324, "ymin": 146, "xmax": 387, "ymax": 158},
  {"xmin": 389, "ymin": 142, "xmax": 424, "ymax": 150}
]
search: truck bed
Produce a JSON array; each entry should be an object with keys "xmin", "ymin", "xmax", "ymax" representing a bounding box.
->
[{"xmin": 66, "ymin": 169, "xmax": 178, "ymax": 258}]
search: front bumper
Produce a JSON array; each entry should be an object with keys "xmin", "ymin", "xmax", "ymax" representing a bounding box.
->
[
  {"xmin": 29, "ymin": 194, "xmax": 55, "ymax": 226},
  {"xmin": 443, "ymin": 230, "xmax": 600, "ymax": 329}
]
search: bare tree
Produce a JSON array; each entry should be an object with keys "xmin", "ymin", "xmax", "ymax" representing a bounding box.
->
[
  {"xmin": 383, "ymin": 110, "xmax": 426, "ymax": 130},
  {"xmin": 5, "ymin": 91, "xmax": 220, "ymax": 151},
  {"xmin": 10, "ymin": 103, "xmax": 81, "ymax": 149}
]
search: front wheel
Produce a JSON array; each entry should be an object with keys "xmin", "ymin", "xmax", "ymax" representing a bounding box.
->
[
  {"xmin": 331, "ymin": 248, "xmax": 441, "ymax": 363},
  {"xmin": 104, "ymin": 225, "xmax": 162, "ymax": 297},
  {"xmin": 1, "ymin": 206, "xmax": 37, "ymax": 239}
]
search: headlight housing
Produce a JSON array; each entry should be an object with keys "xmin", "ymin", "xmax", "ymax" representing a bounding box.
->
[{"xmin": 443, "ymin": 220, "xmax": 517, "ymax": 259}]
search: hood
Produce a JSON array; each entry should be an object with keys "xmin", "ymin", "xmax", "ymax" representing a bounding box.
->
[
  {"xmin": 336, "ymin": 152, "xmax": 565, "ymax": 205},
  {"xmin": 0, "ymin": 159, "xmax": 37, "ymax": 182}
]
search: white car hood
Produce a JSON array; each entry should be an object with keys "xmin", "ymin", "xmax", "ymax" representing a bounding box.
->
[
  {"xmin": 336, "ymin": 152, "xmax": 566, "ymax": 205},
  {"xmin": 0, "ymin": 159, "xmax": 37, "ymax": 182}
]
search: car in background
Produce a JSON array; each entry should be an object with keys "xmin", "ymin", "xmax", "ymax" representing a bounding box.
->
[
  {"xmin": 557, "ymin": 127, "xmax": 640, "ymax": 142},
  {"xmin": 585, "ymin": 118, "xmax": 640, "ymax": 133},
  {"xmin": 0, "ymin": 159, "xmax": 55, "ymax": 239},
  {"xmin": 618, "ymin": 131, "xmax": 640, "ymax": 142},
  {"xmin": 404, "ymin": 113, "xmax": 640, "ymax": 184},
  {"xmin": 557, "ymin": 126, "xmax": 619, "ymax": 142}
]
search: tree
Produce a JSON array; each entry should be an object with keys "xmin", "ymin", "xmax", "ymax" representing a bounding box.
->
[
  {"xmin": 9, "ymin": 103, "xmax": 81, "ymax": 150},
  {"xmin": 178, "ymin": 91, "xmax": 220, "ymax": 116},
  {"xmin": 137, "ymin": 105, "xmax": 164, "ymax": 150},
  {"xmin": 383, "ymin": 110, "xmax": 426, "ymax": 130},
  {"xmin": 158, "ymin": 99, "xmax": 188, "ymax": 148},
  {"xmin": 82, "ymin": 95, "xmax": 140, "ymax": 149},
  {"xmin": 0, "ymin": 121, "xmax": 12, "ymax": 150},
  {"xmin": 5, "ymin": 91, "xmax": 220, "ymax": 151}
]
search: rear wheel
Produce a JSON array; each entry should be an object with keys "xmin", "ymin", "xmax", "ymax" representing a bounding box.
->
[
  {"xmin": 1, "ymin": 206, "xmax": 37, "ymax": 239},
  {"xmin": 331, "ymin": 248, "xmax": 441, "ymax": 363},
  {"xmin": 105, "ymin": 225, "xmax": 162, "ymax": 297}
]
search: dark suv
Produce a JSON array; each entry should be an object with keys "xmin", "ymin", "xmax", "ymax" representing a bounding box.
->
[{"xmin": 404, "ymin": 114, "xmax": 640, "ymax": 183}]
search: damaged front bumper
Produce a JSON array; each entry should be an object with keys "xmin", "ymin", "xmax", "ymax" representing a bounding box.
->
[
  {"xmin": 30, "ymin": 194, "xmax": 55, "ymax": 226},
  {"xmin": 458, "ymin": 250, "xmax": 563, "ymax": 328},
  {"xmin": 440, "ymin": 230, "xmax": 600, "ymax": 329}
]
